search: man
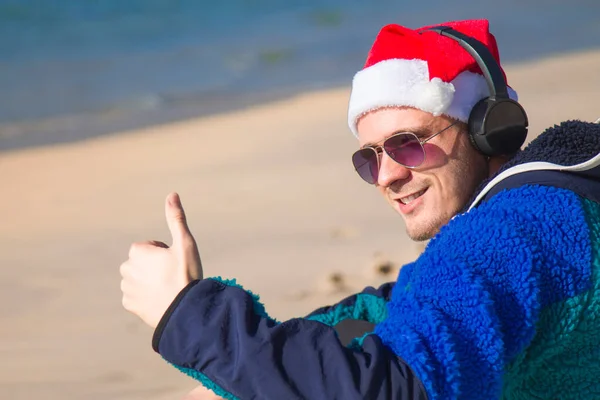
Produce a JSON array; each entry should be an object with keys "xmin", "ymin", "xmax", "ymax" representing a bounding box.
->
[{"xmin": 120, "ymin": 19, "xmax": 600, "ymax": 399}]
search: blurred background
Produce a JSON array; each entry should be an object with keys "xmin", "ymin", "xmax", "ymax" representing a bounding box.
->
[
  {"xmin": 1, "ymin": 1, "xmax": 599, "ymax": 399},
  {"xmin": 2, "ymin": 0, "xmax": 600, "ymax": 151}
]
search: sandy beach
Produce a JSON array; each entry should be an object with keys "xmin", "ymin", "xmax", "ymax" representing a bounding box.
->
[{"xmin": 1, "ymin": 49, "xmax": 599, "ymax": 399}]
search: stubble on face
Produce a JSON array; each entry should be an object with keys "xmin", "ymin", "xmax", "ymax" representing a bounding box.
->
[
  {"xmin": 356, "ymin": 107, "xmax": 490, "ymax": 242},
  {"xmin": 400, "ymin": 131, "xmax": 489, "ymax": 241}
]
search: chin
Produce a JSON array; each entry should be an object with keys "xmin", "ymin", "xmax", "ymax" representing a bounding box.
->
[
  {"xmin": 405, "ymin": 227, "xmax": 437, "ymax": 242},
  {"xmin": 404, "ymin": 213, "xmax": 446, "ymax": 242}
]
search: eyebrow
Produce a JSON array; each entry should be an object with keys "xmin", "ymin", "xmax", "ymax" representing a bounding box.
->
[{"xmin": 361, "ymin": 126, "xmax": 432, "ymax": 148}]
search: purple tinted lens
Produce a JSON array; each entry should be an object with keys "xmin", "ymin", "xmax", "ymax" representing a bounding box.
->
[
  {"xmin": 383, "ymin": 134, "xmax": 425, "ymax": 167},
  {"xmin": 352, "ymin": 148, "xmax": 379, "ymax": 184}
]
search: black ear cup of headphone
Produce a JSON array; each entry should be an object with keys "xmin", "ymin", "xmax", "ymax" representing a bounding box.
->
[
  {"xmin": 422, "ymin": 26, "xmax": 529, "ymax": 158},
  {"xmin": 468, "ymin": 98, "xmax": 529, "ymax": 157}
]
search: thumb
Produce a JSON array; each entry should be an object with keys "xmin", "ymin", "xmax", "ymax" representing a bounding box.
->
[{"xmin": 165, "ymin": 192, "xmax": 193, "ymax": 247}]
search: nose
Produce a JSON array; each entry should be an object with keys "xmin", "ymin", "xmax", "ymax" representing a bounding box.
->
[{"xmin": 377, "ymin": 151, "xmax": 411, "ymax": 187}]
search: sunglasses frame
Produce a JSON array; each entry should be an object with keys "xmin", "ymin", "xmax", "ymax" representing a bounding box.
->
[{"xmin": 352, "ymin": 121, "xmax": 458, "ymax": 184}]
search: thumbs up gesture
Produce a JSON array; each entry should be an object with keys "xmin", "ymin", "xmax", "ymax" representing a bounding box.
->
[{"xmin": 120, "ymin": 193, "xmax": 203, "ymax": 328}]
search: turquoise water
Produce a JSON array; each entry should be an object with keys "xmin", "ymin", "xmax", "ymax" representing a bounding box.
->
[{"xmin": 1, "ymin": 0, "xmax": 599, "ymax": 149}]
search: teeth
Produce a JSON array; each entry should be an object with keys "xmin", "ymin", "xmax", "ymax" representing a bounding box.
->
[{"xmin": 400, "ymin": 189, "xmax": 426, "ymax": 205}]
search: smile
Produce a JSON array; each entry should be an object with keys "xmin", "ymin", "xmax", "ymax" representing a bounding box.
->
[{"xmin": 399, "ymin": 188, "xmax": 427, "ymax": 205}]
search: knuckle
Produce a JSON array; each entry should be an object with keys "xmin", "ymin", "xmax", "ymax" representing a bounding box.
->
[
  {"xmin": 119, "ymin": 261, "xmax": 128, "ymax": 277},
  {"xmin": 128, "ymin": 242, "xmax": 141, "ymax": 258},
  {"xmin": 181, "ymin": 237, "xmax": 195, "ymax": 251},
  {"xmin": 129, "ymin": 241, "xmax": 151, "ymax": 257},
  {"xmin": 173, "ymin": 212, "xmax": 187, "ymax": 224}
]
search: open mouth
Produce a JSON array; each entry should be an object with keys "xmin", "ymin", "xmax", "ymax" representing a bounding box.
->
[{"xmin": 399, "ymin": 188, "xmax": 427, "ymax": 205}]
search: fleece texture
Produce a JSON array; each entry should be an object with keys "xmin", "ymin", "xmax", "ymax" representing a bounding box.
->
[
  {"xmin": 375, "ymin": 185, "xmax": 595, "ymax": 399},
  {"xmin": 305, "ymin": 282, "xmax": 393, "ymax": 326},
  {"xmin": 502, "ymin": 199, "xmax": 600, "ymax": 399},
  {"xmin": 467, "ymin": 120, "xmax": 600, "ymax": 210}
]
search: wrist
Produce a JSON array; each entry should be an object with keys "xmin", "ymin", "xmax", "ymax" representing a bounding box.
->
[{"xmin": 153, "ymin": 279, "xmax": 203, "ymax": 352}]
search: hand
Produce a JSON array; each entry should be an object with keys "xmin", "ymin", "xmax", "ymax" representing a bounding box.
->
[{"xmin": 120, "ymin": 192, "xmax": 203, "ymax": 328}]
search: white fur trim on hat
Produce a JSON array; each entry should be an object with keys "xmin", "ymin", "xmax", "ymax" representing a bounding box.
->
[{"xmin": 347, "ymin": 59, "xmax": 518, "ymax": 136}]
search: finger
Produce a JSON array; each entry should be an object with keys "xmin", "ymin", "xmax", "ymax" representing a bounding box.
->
[
  {"xmin": 121, "ymin": 292, "xmax": 132, "ymax": 311},
  {"xmin": 128, "ymin": 242, "xmax": 150, "ymax": 259},
  {"xmin": 120, "ymin": 279, "xmax": 132, "ymax": 299},
  {"xmin": 119, "ymin": 261, "xmax": 129, "ymax": 278},
  {"xmin": 128, "ymin": 241, "xmax": 166, "ymax": 259},
  {"xmin": 165, "ymin": 192, "xmax": 193, "ymax": 247}
]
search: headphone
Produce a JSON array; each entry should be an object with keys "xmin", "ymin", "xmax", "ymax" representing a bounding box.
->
[{"xmin": 424, "ymin": 26, "xmax": 528, "ymax": 157}]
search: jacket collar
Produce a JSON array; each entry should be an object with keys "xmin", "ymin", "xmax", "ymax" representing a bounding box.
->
[{"xmin": 467, "ymin": 120, "xmax": 600, "ymax": 210}]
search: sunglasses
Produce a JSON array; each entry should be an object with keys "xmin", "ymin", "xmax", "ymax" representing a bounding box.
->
[{"xmin": 351, "ymin": 121, "xmax": 458, "ymax": 184}]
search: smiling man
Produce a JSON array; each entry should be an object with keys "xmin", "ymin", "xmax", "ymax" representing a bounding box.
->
[
  {"xmin": 120, "ymin": 20, "xmax": 600, "ymax": 399},
  {"xmin": 355, "ymin": 109, "xmax": 488, "ymax": 241}
]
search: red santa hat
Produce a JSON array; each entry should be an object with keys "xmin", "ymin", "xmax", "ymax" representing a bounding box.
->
[{"xmin": 347, "ymin": 19, "xmax": 518, "ymax": 136}]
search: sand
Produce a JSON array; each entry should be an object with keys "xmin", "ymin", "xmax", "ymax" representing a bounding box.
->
[{"xmin": 1, "ymin": 49, "xmax": 599, "ymax": 400}]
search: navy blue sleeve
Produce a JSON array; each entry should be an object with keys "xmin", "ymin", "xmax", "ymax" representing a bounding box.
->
[{"xmin": 152, "ymin": 278, "xmax": 427, "ymax": 400}]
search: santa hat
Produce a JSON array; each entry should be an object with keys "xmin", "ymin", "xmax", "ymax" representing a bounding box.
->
[{"xmin": 347, "ymin": 19, "xmax": 518, "ymax": 136}]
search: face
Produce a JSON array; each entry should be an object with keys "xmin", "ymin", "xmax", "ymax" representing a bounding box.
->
[{"xmin": 356, "ymin": 107, "xmax": 489, "ymax": 241}]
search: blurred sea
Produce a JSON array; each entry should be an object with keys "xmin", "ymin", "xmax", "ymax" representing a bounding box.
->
[{"xmin": 1, "ymin": 0, "xmax": 599, "ymax": 150}]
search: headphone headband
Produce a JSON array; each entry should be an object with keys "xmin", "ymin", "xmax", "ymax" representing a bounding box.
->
[
  {"xmin": 422, "ymin": 25, "xmax": 528, "ymax": 157},
  {"xmin": 424, "ymin": 26, "xmax": 509, "ymax": 99}
]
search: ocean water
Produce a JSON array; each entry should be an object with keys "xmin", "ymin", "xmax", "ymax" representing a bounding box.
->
[{"xmin": 1, "ymin": 0, "xmax": 599, "ymax": 150}]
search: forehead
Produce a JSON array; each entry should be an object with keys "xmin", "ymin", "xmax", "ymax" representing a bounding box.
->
[{"xmin": 356, "ymin": 107, "xmax": 436, "ymax": 146}]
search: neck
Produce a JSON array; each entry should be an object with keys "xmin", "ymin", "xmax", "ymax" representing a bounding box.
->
[{"xmin": 487, "ymin": 156, "xmax": 509, "ymax": 178}]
